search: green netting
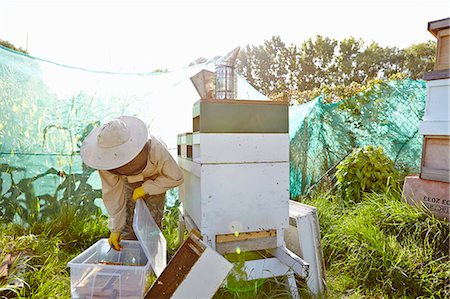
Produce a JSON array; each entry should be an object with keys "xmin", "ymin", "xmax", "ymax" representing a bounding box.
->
[
  {"xmin": 289, "ymin": 79, "xmax": 426, "ymax": 198},
  {"xmin": 0, "ymin": 44, "xmax": 427, "ymax": 225},
  {"xmin": 0, "ymin": 45, "xmax": 266, "ymax": 225}
]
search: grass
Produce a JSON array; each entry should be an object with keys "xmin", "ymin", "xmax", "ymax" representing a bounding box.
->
[
  {"xmin": 0, "ymin": 203, "xmax": 188, "ymax": 298},
  {"xmin": 0, "ymin": 205, "xmax": 109, "ymax": 298},
  {"xmin": 303, "ymin": 186, "xmax": 449, "ymax": 298},
  {"xmin": 1, "ymin": 187, "xmax": 448, "ymax": 298}
]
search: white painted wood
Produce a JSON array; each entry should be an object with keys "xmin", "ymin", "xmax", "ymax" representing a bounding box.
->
[
  {"xmin": 193, "ymin": 144, "xmax": 200, "ymax": 161},
  {"xmin": 178, "ymin": 157, "xmax": 201, "ymax": 177},
  {"xmin": 270, "ymin": 246, "xmax": 309, "ymax": 278},
  {"xmin": 243, "ymin": 258, "xmax": 291, "ymax": 280},
  {"xmin": 178, "ymin": 168, "xmax": 202, "ymax": 229},
  {"xmin": 240, "ymin": 254, "xmax": 302, "ymax": 298},
  {"xmin": 200, "ymin": 162, "xmax": 289, "ymax": 236},
  {"xmin": 179, "ymin": 159, "xmax": 290, "ymax": 236},
  {"xmin": 177, "ymin": 206, "xmax": 186, "ymax": 246},
  {"xmin": 286, "ymin": 272, "xmax": 300, "ymax": 299},
  {"xmin": 192, "ymin": 133, "xmax": 289, "ymax": 164},
  {"xmin": 285, "ymin": 201, "xmax": 326, "ymax": 296},
  {"xmin": 420, "ymin": 79, "xmax": 450, "ymax": 135},
  {"xmin": 422, "ymin": 79, "xmax": 450, "ymax": 122},
  {"xmin": 276, "ymin": 228, "xmax": 285, "ymax": 247},
  {"xmin": 419, "ymin": 121, "xmax": 450, "ymax": 135},
  {"xmin": 171, "ymin": 247, "xmax": 233, "ymax": 299}
]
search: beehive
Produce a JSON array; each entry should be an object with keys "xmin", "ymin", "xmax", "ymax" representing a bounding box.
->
[
  {"xmin": 405, "ymin": 18, "xmax": 450, "ymax": 221},
  {"xmin": 178, "ymin": 99, "xmax": 290, "ymax": 247}
]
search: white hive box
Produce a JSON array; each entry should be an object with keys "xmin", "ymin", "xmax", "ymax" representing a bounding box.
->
[
  {"xmin": 419, "ymin": 78, "xmax": 450, "ymax": 135},
  {"xmin": 179, "ymin": 158, "xmax": 290, "ymax": 237},
  {"xmin": 68, "ymin": 199, "xmax": 166, "ymax": 298},
  {"xmin": 178, "ymin": 99, "xmax": 290, "ymax": 244}
]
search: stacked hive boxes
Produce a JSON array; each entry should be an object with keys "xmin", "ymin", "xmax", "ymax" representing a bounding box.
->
[
  {"xmin": 403, "ymin": 18, "xmax": 450, "ymax": 220},
  {"xmin": 177, "ymin": 99, "xmax": 290, "ymax": 250}
]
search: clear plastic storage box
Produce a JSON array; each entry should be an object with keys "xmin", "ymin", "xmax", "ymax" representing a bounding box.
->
[{"xmin": 68, "ymin": 199, "xmax": 166, "ymax": 298}]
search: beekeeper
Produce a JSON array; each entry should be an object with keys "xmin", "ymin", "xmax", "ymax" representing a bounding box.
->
[{"xmin": 80, "ymin": 116, "xmax": 184, "ymax": 250}]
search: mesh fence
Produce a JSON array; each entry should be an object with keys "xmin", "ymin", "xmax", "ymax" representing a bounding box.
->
[
  {"xmin": 289, "ymin": 79, "xmax": 426, "ymax": 198},
  {"xmin": 0, "ymin": 45, "xmax": 426, "ymax": 225},
  {"xmin": 0, "ymin": 45, "xmax": 266, "ymax": 225}
]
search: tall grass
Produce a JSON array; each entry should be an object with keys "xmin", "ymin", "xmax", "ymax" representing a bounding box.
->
[
  {"xmin": 0, "ymin": 204, "xmax": 182, "ymax": 298},
  {"xmin": 0, "ymin": 207, "xmax": 109, "ymax": 298},
  {"xmin": 304, "ymin": 187, "xmax": 450, "ymax": 298},
  {"xmin": 2, "ymin": 188, "xmax": 448, "ymax": 298}
]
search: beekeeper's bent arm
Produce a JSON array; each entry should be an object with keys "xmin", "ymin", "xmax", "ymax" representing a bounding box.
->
[
  {"xmin": 99, "ymin": 170, "xmax": 127, "ymax": 233},
  {"xmin": 142, "ymin": 138, "xmax": 184, "ymax": 195}
]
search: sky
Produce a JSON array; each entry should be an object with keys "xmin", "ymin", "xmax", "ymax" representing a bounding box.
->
[{"xmin": 0, "ymin": 0, "xmax": 449, "ymax": 72}]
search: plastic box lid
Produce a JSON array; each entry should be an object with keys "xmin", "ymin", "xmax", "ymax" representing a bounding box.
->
[{"xmin": 132, "ymin": 198, "xmax": 167, "ymax": 277}]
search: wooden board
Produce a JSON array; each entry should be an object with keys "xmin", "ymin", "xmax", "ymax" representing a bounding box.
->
[
  {"xmin": 145, "ymin": 232, "xmax": 232, "ymax": 298},
  {"xmin": 428, "ymin": 18, "xmax": 450, "ymax": 37},
  {"xmin": 216, "ymin": 230, "xmax": 276, "ymax": 243},
  {"xmin": 403, "ymin": 175, "xmax": 449, "ymax": 220},
  {"xmin": 436, "ymin": 28, "xmax": 450, "ymax": 71},
  {"xmin": 423, "ymin": 69, "xmax": 450, "ymax": 81},
  {"xmin": 192, "ymin": 99, "xmax": 288, "ymax": 133},
  {"xmin": 215, "ymin": 230, "xmax": 277, "ymax": 254},
  {"xmin": 420, "ymin": 136, "xmax": 450, "ymax": 182}
]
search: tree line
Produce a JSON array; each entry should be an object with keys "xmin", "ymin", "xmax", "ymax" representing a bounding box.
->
[{"xmin": 235, "ymin": 35, "xmax": 435, "ymax": 103}]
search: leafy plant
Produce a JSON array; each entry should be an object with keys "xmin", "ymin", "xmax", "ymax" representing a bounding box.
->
[{"xmin": 335, "ymin": 146, "xmax": 398, "ymax": 202}]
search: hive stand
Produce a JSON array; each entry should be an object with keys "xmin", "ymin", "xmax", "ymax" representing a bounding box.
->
[
  {"xmin": 284, "ymin": 201, "xmax": 326, "ymax": 296},
  {"xmin": 177, "ymin": 99, "xmax": 312, "ymax": 298}
]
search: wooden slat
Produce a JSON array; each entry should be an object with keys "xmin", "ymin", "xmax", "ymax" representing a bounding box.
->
[
  {"xmin": 420, "ymin": 135, "xmax": 450, "ymax": 183},
  {"xmin": 216, "ymin": 236, "xmax": 277, "ymax": 255},
  {"xmin": 436, "ymin": 28, "xmax": 450, "ymax": 71},
  {"xmin": 428, "ymin": 18, "xmax": 450, "ymax": 37},
  {"xmin": 423, "ymin": 69, "xmax": 450, "ymax": 81},
  {"xmin": 145, "ymin": 232, "xmax": 206, "ymax": 299},
  {"xmin": 216, "ymin": 230, "xmax": 276, "ymax": 243}
]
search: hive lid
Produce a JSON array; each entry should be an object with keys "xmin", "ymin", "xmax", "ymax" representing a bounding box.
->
[
  {"xmin": 428, "ymin": 18, "xmax": 450, "ymax": 37},
  {"xmin": 132, "ymin": 199, "xmax": 167, "ymax": 277}
]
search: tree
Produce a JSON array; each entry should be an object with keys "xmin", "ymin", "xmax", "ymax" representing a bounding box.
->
[
  {"xmin": 402, "ymin": 40, "xmax": 436, "ymax": 79},
  {"xmin": 236, "ymin": 35, "xmax": 436, "ymax": 103},
  {"xmin": 0, "ymin": 39, "xmax": 28, "ymax": 54}
]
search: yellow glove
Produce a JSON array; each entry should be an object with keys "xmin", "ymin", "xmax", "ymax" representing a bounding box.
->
[
  {"xmin": 108, "ymin": 232, "xmax": 123, "ymax": 251},
  {"xmin": 132, "ymin": 186, "xmax": 146, "ymax": 201}
]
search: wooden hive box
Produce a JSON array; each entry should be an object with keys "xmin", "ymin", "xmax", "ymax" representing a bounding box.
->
[
  {"xmin": 428, "ymin": 18, "xmax": 450, "ymax": 71},
  {"xmin": 420, "ymin": 135, "xmax": 450, "ymax": 183}
]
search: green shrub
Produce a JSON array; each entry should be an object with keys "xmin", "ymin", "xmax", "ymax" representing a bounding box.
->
[{"xmin": 335, "ymin": 146, "xmax": 398, "ymax": 202}]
